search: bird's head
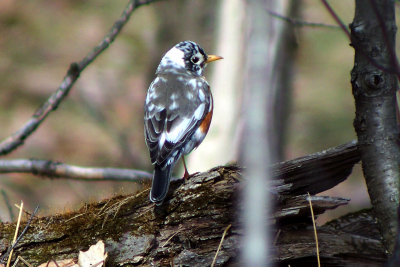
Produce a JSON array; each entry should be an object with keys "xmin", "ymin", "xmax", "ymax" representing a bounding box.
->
[{"xmin": 156, "ymin": 41, "xmax": 223, "ymax": 76}]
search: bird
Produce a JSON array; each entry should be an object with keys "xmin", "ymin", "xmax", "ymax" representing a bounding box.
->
[{"xmin": 144, "ymin": 41, "xmax": 222, "ymax": 205}]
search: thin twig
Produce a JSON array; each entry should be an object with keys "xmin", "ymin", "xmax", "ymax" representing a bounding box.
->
[
  {"xmin": 12, "ymin": 206, "xmax": 39, "ymax": 249},
  {"xmin": 211, "ymin": 224, "xmax": 232, "ymax": 267},
  {"xmin": 307, "ymin": 193, "xmax": 320, "ymax": 267},
  {"xmin": 267, "ymin": 9, "xmax": 339, "ymax": 29},
  {"xmin": 0, "ymin": 0, "xmax": 163, "ymax": 156},
  {"xmin": 320, "ymin": 0, "xmax": 351, "ymax": 39},
  {"xmin": 273, "ymin": 229, "xmax": 281, "ymax": 245},
  {"xmin": 0, "ymin": 159, "xmax": 152, "ymax": 182},
  {"xmin": 96, "ymin": 199, "xmax": 112, "ymax": 216},
  {"xmin": 6, "ymin": 201, "xmax": 23, "ymax": 267},
  {"xmin": 1, "ymin": 206, "xmax": 39, "ymax": 264},
  {"xmin": 320, "ymin": 0, "xmax": 399, "ymax": 75},
  {"xmin": 161, "ymin": 230, "xmax": 181, "ymax": 247},
  {"xmin": 46, "ymin": 259, "xmax": 61, "ymax": 267},
  {"xmin": 1, "ymin": 189, "xmax": 14, "ymax": 221},
  {"xmin": 12, "ymin": 256, "xmax": 34, "ymax": 267},
  {"xmin": 65, "ymin": 213, "xmax": 84, "ymax": 223}
]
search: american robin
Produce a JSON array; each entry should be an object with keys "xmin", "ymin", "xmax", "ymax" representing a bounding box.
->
[{"xmin": 144, "ymin": 41, "xmax": 222, "ymax": 205}]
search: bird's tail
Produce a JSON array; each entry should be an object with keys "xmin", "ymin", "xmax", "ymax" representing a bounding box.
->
[{"xmin": 150, "ymin": 164, "xmax": 172, "ymax": 205}]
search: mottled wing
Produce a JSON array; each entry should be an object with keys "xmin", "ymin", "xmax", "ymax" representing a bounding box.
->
[{"xmin": 144, "ymin": 74, "xmax": 210, "ymax": 168}]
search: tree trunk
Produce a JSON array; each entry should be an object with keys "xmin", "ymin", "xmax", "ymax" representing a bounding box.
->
[
  {"xmin": 239, "ymin": 0, "xmax": 283, "ymax": 264},
  {"xmin": 271, "ymin": 1, "xmax": 301, "ymax": 161},
  {"xmin": 350, "ymin": 0, "xmax": 400, "ymax": 253}
]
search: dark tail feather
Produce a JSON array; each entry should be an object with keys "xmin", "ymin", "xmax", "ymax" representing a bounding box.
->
[{"xmin": 150, "ymin": 165, "xmax": 172, "ymax": 205}]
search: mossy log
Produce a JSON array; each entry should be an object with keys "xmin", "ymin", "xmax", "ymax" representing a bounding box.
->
[{"xmin": 0, "ymin": 141, "xmax": 387, "ymax": 266}]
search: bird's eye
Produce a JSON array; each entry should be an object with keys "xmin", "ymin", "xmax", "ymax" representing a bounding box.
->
[{"xmin": 191, "ymin": 56, "xmax": 200, "ymax": 64}]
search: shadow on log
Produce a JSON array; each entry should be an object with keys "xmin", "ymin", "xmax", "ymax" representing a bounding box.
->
[{"xmin": 0, "ymin": 141, "xmax": 387, "ymax": 266}]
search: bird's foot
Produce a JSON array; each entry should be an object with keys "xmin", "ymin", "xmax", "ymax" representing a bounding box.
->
[
  {"xmin": 182, "ymin": 171, "xmax": 200, "ymax": 182},
  {"xmin": 183, "ymin": 170, "xmax": 190, "ymax": 182}
]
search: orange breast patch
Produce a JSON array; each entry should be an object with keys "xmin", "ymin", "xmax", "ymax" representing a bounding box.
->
[{"xmin": 199, "ymin": 110, "xmax": 213, "ymax": 134}]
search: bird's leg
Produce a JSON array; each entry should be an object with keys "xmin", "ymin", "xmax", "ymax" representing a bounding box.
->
[{"xmin": 182, "ymin": 156, "xmax": 190, "ymax": 180}]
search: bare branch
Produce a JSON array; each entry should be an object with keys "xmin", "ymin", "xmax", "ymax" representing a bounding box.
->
[
  {"xmin": 1, "ymin": 189, "xmax": 14, "ymax": 221},
  {"xmin": 0, "ymin": 0, "xmax": 163, "ymax": 156},
  {"xmin": 320, "ymin": 0, "xmax": 351, "ymax": 39},
  {"xmin": 320, "ymin": 0, "xmax": 399, "ymax": 76},
  {"xmin": 266, "ymin": 9, "xmax": 339, "ymax": 29},
  {"xmin": 0, "ymin": 159, "xmax": 152, "ymax": 182}
]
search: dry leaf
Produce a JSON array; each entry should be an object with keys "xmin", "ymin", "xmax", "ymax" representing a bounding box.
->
[{"xmin": 78, "ymin": 240, "xmax": 108, "ymax": 267}]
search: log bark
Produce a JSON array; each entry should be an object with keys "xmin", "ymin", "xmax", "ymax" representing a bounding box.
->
[
  {"xmin": 0, "ymin": 141, "xmax": 388, "ymax": 266},
  {"xmin": 350, "ymin": 0, "xmax": 400, "ymax": 252}
]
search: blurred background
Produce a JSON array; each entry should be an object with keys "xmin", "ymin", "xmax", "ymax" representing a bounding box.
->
[{"xmin": 0, "ymin": 0, "xmax": 384, "ymax": 223}]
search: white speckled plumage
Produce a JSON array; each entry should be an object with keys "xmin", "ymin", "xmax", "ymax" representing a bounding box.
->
[{"xmin": 144, "ymin": 41, "xmax": 221, "ymax": 205}]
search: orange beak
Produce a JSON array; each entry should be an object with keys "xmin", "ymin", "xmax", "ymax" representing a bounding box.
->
[{"xmin": 206, "ymin": 55, "xmax": 223, "ymax": 63}]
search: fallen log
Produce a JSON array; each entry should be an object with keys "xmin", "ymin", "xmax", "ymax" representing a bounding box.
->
[{"xmin": 0, "ymin": 141, "xmax": 386, "ymax": 266}]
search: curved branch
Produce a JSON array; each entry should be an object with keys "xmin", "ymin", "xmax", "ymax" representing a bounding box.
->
[
  {"xmin": 266, "ymin": 9, "xmax": 339, "ymax": 29},
  {"xmin": 0, "ymin": 0, "xmax": 163, "ymax": 156},
  {"xmin": 0, "ymin": 159, "xmax": 152, "ymax": 182}
]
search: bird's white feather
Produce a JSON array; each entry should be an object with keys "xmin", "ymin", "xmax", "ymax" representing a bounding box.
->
[
  {"xmin": 165, "ymin": 103, "xmax": 205, "ymax": 143},
  {"xmin": 157, "ymin": 47, "xmax": 185, "ymax": 73},
  {"xmin": 166, "ymin": 117, "xmax": 192, "ymax": 143}
]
